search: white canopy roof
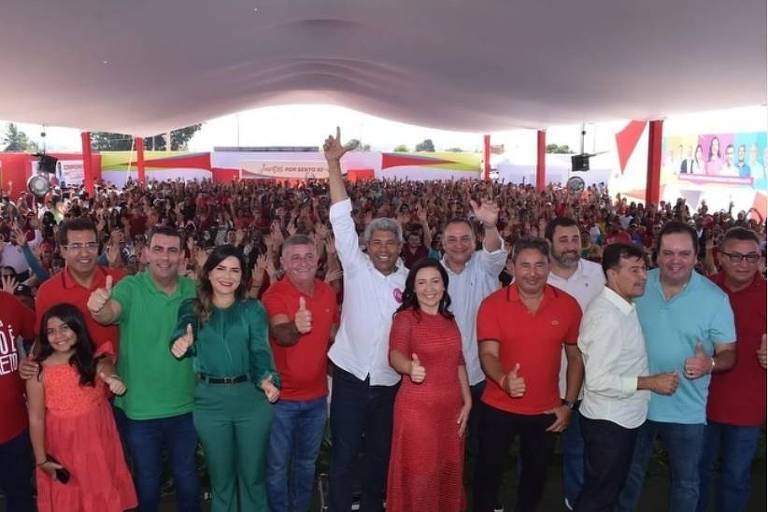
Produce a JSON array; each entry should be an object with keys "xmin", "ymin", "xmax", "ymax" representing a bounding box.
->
[{"xmin": 1, "ymin": 0, "xmax": 765, "ymax": 136}]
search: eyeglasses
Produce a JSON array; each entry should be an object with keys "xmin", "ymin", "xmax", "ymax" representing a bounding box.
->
[
  {"xmin": 719, "ymin": 251, "xmax": 761, "ymax": 264},
  {"xmin": 62, "ymin": 242, "xmax": 99, "ymax": 252}
]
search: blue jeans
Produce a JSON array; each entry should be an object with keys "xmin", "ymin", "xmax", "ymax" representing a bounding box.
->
[
  {"xmin": 328, "ymin": 366, "xmax": 397, "ymax": 512},
  {"xmin": 617, "ymin": 420, "xmax": 705, "ymax": 512},
  {"xmin": 562, "ymin": 405, "xmax": 585, "ymax": 507},
  {"xmin": 267, "ymin": 397, "xmax": 328, "ymax": 512},
  {"xmin": 0, "ymin": 429, "xmax": 35, "ymax": 512},
  {"xmin": 697, "ymin": 421, "xmax": 761, "ymax": 512},
  {"xmin": 123, "ymin": 412, "xmax": 201, "ymax": 512}
]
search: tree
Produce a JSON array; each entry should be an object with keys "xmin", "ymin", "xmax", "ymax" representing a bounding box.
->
[
  {"xmin": 2, "ymin": 123, "xmax": 39, "ymax": 152},
  {"xmin": 347, "ymin": 139, "xmax": 372, "ymax": 152},
  {"xmin": 393, "ymin": 144, "xmax": 410, "ymax": 153},
  {"xmin": 91, "ymin": 124, "xmax": 203, "ymax": 151},
  {"xmin": 446, "ymin": 147, "xmax": 464, "ymax": 152},
  {"xmin": 546, "ymin": 143, "xmax": 573, "ymax": 154},
  {"xmin": 415, "ymin": 139, "xmax": 435, "ymax": 152}
]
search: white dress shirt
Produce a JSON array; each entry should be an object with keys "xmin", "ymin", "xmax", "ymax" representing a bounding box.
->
[
  {"xmin": 328, "ymin": 199, "xmax": 408, "ymax": 386},
  {"xmin": 578, "ymin": 287, "xmax": 650, "ymax": 429},
  {"xmin": 547, "ymin": 258, "xmax": 605, "ymax": 398},
  {"xmin": 442, "ymin": 243, "xmax": 507, "ymax": 386},
  {"xmin": 0, "ymin": 230, "xmax": 42, "ymax": 274}
]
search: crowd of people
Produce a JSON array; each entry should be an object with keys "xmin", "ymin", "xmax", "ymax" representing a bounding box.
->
[{"xmin": 0, "ymin": 127, "xmax": 765, "ymax": 512}]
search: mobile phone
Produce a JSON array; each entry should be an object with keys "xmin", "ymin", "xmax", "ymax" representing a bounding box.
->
[{"xmin": 46, "ymin": 454, "xmax": 71, "ymax": 484}]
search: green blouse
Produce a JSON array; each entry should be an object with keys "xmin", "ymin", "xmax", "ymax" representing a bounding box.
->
[{"xmin": 171, "ymin": 298, "xmax": 280, "ymax": 388}]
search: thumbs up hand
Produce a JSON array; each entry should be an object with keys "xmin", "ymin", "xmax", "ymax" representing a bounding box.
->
[
  {"xmin": 409, "ymin": 353, "xmax": 426, "ymax": 384},
  {"xmin": 757, "ymin": 334, "xmax": 766, "ymax": 370},
  {"xmin": 502, "ymin": 363, "xmax": 526, "ymax": 397},
  {"xmin": 87, "ymin": 275, "xmax": 113, "ymax": 314},
  {"xmin": 684, "ymin": 341, "xmax": 713, "ymax": 379},
  {"xmin": 171, "ymin": 324, "xmax": 195, "ymax": 359},
  {"xmin": 294, "ymin": 297, "xmax": 312, "ymax": 334}
]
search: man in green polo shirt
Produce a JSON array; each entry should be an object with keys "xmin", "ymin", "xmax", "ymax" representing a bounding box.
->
[{"xmin": 88, "ymin": 225, "xmax": 200, "ymax": 512}]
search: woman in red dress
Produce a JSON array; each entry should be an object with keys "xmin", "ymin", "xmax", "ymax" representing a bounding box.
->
[
  {"xmin": 387, "ymin": 257, "xmax": 472, "ymax": 512},
  {"xmin": 26, "ymin": 304, "xmax": 137, "ymax": 512}
]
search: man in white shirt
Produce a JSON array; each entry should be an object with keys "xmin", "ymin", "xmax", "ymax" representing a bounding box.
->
[
  {"xmin": 544, "ymin": 217, "xmax": 605, "ymax": 510},
  {"xmin": 440, "ymin": 205, "xmax": 507, "ymax": 453},
  {"xmin": 576, "ymin": 242, "xmax": 679, "ymax": 511},
  {"xmin": 323, "ymin": 128, "xmax": 409, "ymax": 512}
]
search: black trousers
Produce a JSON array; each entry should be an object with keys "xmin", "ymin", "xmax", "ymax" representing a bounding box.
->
[
  {"xmin": 574, "ymin": 415, "xmax": 639, "ymax": 512},
  {"xmin": 328, "ymin": 366, "xmax": 398, "ymax": 512},
  {"xmin": 473, "ymin": 402, "xmax": 556, "ymax": 512}
]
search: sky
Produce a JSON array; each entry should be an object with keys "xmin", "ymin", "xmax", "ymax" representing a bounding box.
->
[{"xmin": 1, "ymin": 104, "xmax": 765, "ymax": 156}]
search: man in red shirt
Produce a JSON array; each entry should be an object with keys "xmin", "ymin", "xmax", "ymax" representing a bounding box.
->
[
  {"xmin": 0, "ymin": 290, "xmax": 35, "ymax": 511},
  {"xmin": 699, "ymin": 227, "xmax": 766, "ymax": 511},
  {"xmin": 262, "ymin": 234, "xmax": 339, "ymax": 512},
  {"xmin": 20, "ymin": 218, "xmax": 124, "ymax": 380},
  {"xmin": 474, "ymin": 237, "xmax": 583, "ymax": 512}
]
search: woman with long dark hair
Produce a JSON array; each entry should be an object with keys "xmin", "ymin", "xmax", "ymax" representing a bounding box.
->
[
  {"xmin": 386, "ymin": 257, "xmax": 472, "ymax": 512},
  {"xmin": 26, "ymin": 303, "xmax": 136, "ymax": 511},
  {"xmin": 170, "ymin": 244, "xmax": 280, "ymax": 512}
]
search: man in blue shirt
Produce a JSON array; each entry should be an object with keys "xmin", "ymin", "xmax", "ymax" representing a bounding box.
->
[{"xmin": 618, "ymin": 221, "xmax": 736, "ymax": 512}]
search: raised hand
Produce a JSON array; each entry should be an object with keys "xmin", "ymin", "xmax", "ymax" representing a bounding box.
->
[
  {"xmin": 1, "ymin": 274, "xmax": 18, "ymax": 294},
  {"xmin": 409, "ymin": 353, "xmax": 426, "ymax": 384},
  {"xmin": 294, "ymin": 297, "xmax": 312, "ymax": 334},
  {"xmin": 87, "ymin": 275, "xmax": 113, "ymax": 314},
  {"xmin": 684, "ymin": 342, "xmax": 712, "ymax": 379},
  {"xmin": 171, "ymin": 324, "xmax": 194, "ymax": 358},
  {"xmin": 105, "ymin": 243, "xmax": 120, "ymax": 267},
  {"xmin": 501, "ymin": 363, "xmax": 525, "ymax": 397},
  {"xmin": 324, "ymin": 268, "xmax": 343, "ymax": 284},
  {"xmin": 322, "ymin": 126, "xmax": 357, "ymax": 162},
  {"xmin": 470, "ymin": 198, "xmax": 500, "ymax": 227},
  {"xmin": 260, "ymin": 374, "xmax": 280, "ymax": 403}
]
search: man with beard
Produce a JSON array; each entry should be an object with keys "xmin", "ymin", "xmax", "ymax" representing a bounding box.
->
[{"xmin": 545, "ymin": 217, "xmax": 605, "ymax": 510}]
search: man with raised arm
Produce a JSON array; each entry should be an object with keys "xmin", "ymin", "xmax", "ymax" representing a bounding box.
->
[{"xmin": 323, "ymin": 128, "xmax": 408, "ymax": 512}]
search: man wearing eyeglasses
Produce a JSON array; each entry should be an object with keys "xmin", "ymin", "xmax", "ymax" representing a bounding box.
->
[
  {"xmin": 21, "ymin": 218, "xmax": 124, "ymax": 378},
  {"xmin": 698, "ymin": 227, "xmax": 766, "ymax": 512}
]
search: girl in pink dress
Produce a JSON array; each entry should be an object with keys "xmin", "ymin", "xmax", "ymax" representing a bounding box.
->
[{"xmin": 26, "ymin": 304, "xmax": 137, "ymax": 512}]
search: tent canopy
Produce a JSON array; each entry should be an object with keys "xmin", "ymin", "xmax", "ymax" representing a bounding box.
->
[{"xmin": 1, "ymin": 0, "xmax": 765, "ymax": 136}]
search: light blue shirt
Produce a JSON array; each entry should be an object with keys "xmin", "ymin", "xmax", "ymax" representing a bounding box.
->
[{"xmin": 637, "ymin": 268, "xmax": 735, "ymax": 424}]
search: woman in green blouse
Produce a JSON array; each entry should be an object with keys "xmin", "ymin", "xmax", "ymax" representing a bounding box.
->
[{"xmin": 171, "ymin": 244, "xmax": 280, "ymax": 512}]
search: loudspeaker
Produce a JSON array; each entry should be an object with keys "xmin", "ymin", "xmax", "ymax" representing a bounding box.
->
[
  {"xmin": 571, "ymin": 154, "xmax": 590, "ymax": 172},
  {"xmin": 36, "ymin": 154, "xmax": 58, "ymax": 174}
]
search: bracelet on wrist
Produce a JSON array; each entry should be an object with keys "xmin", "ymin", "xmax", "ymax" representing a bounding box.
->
[{"xmin": 36, "ymin": 459, "xmax": 49, "ymax": 466}]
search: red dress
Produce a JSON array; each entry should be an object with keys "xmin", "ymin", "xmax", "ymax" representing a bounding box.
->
[
  {"xmin": 36, "ymin": 364, "xmax": 137, "ymax": 512},
  {"xmin": 387, "ymin": 310, "xmax": 466, "ymax": 512}
]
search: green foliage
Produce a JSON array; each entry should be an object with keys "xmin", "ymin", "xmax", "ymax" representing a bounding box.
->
[
  {"xmin": 415, "ymin": 139, "xmax": 435, "ymax": 152},
  {"xmin": 91, "ymin": 124, "xmax": 202, "ymax": 151},
  {"xmin": 546, "ymin": 143, "xmax": 573, "ymax": 154},
  {"xmin": 446, "ymin": 147, "xmax": 464, "ymax": 152},
  {"xmin": 393, "ymin": 144, "xmax": 410, "ymax": 153},
  {"xmin": 2, "ymin": 123, "xmax": 39, "ymax": 152}
]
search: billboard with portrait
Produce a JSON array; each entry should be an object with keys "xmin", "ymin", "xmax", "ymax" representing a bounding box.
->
[{"xmin": 662, "ymin": 131, "xmax": 767, "ymax": 190}]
